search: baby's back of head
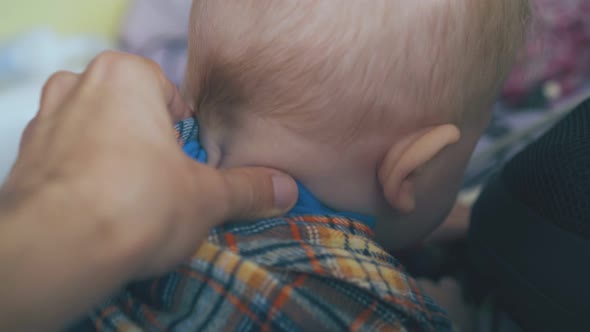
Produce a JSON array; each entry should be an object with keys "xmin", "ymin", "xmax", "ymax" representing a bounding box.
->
[
  {"xmin": 187, "ymin": 0, "xmax": 529, "ymax": 134},
  {"xmin": 185, "ymin": 0, "xmax": 530, "ymax": 247}
]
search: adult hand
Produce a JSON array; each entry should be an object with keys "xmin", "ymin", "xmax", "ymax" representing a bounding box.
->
[{"xmin": 0, "ymin": 52, "xmax": 297, "ymax": 331}]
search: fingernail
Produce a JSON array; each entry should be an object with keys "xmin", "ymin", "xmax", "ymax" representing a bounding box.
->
[{"xmin": 272, "ymin": 174, "xmax": 298, "ymax": 211}]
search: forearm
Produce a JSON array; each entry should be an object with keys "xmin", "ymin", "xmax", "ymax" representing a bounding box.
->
[{"xmin": 0, "ymin": 187, "xmax": 132, "ymax": 331}]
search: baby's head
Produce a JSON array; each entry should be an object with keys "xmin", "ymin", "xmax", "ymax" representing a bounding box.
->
[{"xmin": 184, "ymin": 0, "xmax": 530, "ymax": 249}]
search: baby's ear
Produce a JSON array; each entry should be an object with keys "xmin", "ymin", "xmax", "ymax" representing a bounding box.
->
[{"xmin": 378, "ymin": 124, "xmax": 460, "ymax": 214}]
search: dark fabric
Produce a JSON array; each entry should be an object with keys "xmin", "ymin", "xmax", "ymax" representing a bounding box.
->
[
  {"xmin": 502, "ymin": 98, "xmax": 590, "ymax": 238},
  {"xmin": 468, "ymin": 98, "xmax": 590, "ymax": 331}
]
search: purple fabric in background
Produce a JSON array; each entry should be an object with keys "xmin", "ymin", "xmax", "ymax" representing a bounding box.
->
[
  {"xmin": 502, "ymin": 0, "xmax": 590, "ymax": 108},
  {"xmin": 120, "ymin": 0, "xmax": 192, "ymax": 86}
]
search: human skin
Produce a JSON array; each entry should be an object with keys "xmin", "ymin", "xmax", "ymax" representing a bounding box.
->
[{"xmin": 0, "ymin": 52, "xmax": 298, "ymax": 332}]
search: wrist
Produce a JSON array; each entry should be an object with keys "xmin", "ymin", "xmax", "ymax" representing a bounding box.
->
[{"xmin": 0, "ymin": 182, "xmax": 133, "ymax": 331}]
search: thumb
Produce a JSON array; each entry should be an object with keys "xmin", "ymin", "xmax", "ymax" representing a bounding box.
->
[{"xmin": 217, "ymin": 167, "xmax": 298, "ymax": 221}]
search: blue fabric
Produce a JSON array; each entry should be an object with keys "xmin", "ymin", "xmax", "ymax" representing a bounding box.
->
[
  {"xmin": 182, "ymin": 140, "xmax": 208, "ymax": 164},
  {"xmin": 176, "ymin": 118, "xmax": 375, "ymax": 229},
  {"xmin": 288, "ymin": 183, "xmax": 376, "ymax": 228}
]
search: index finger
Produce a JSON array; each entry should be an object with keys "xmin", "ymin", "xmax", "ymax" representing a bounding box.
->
[
  {"xmin": 81, "ymin": 52, "xmax": 194, "ymax": 123},
  {"xmin": 157, "ymin": 71, "xmax": 194, "ymax": 123}
]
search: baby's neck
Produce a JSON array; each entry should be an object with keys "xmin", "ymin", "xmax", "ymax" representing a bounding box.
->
[
  {"xmin": 196, "ymin": 116, "xmax": 386, "ymax": 220},
  {"xmin": 178, "ymin": 117, "xmax": 376, "ymax": 226}
]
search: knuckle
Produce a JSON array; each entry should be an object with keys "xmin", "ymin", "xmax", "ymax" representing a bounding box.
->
[
  {"xmin": 87, "ymin": 51, "xmax": 161, "ymax": 83},
  {"xmin": 88, "ymin": 50, "xmax": 128, "ymax": 71},
  {"xmin": 189, "ymin": 170, "xmax": 233, "ymax": 223},
  {"xmin": 246, "ymin": 182, "xmax": 267, "ymax": 213},
  {"xmin": 41, "ymin": 71, "xmax": 76, "ymax": 98},
  {"xmin": 220, "ymin": 169, "xmax": 271, "ymax": 220},
  {"xmin": 218, "ymin": 175, "xmax": 240, "ymax": 217},
  {"xmin": 88, "ymin": 51, "xmax": 131, "ymax": 78}
]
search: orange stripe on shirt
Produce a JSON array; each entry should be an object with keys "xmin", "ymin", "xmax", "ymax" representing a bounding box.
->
[
  {"xmin": 350, "ymin": 300, "xmax": 378, "ymax": 332},
  {"xmin": 289, "ymin": 219, "xmax": 325, "ymax": 274},
  {"xmin": 261, "ymin": 274, "xmax": 308, "ymax": 332},
  {"xmin": 224, "ymin": 232, "xmax": 239, "ymax": 254},
  {"xmin": 178, "ymin": 267, "xmax": 262, "ymax": 325}
]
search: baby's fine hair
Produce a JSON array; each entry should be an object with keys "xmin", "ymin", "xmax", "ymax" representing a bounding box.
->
[{"xmin": 186, "ymin": 0, "xmax": 531, "ymax": 136}]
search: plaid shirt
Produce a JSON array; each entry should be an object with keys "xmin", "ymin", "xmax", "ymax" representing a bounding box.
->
[{"xmin": 71, "ymin": 120, "xmax": 451, "ymax": 332}]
